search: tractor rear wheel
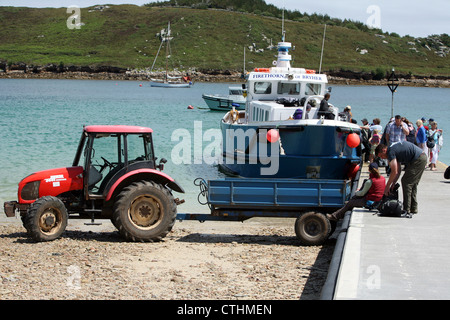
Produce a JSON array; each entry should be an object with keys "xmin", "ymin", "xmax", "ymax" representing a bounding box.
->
[
  {"xmin": 113, "ymin": 181, "xmax": 177, "ymax": 242},
  {"xmin": 294, "ymin": 211, "xmax": 331, "ymax": 246},
  {"xmin": 24, "ymin": 196, "xmax": 68, "ymax": 242}
]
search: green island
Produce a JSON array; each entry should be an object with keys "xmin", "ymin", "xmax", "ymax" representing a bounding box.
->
[{"xmin": 0, "ymin": 1, "xmax": 448, "ymax": 86}]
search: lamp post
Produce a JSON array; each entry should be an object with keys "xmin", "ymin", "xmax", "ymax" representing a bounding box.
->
[{"xmin": 387, "ymin": 68, "xmax": 399, "ymax": 118}]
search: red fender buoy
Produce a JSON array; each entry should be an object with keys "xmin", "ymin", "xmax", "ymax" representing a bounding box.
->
[
  {"xmin": 267, "ymin": 129, "xmax": 280, "ymax": 143},
  {"xmin": 346, "ymin": 133, "xmax": 360, "ymax": 148}
]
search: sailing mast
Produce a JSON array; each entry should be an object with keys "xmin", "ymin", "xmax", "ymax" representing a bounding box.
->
[
  {"xmin": 319, "ymin": 24, "xmax": 327, "ymax": 73},
  {"xmin": 165, "ymin": 22, "xmax": 171, "ymax": 83}
]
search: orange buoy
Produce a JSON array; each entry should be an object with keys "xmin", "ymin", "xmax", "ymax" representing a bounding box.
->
[
  {"xmin": 266, "ymin": 129, "xmax": 280, "ymax": 143},
  {"xmin": 346, "ymin": 133, "xmax": 360, "ymax": 148},
  {"xmin": 187, "ymin": 105, "xmax": 194, "ymax": 109}
]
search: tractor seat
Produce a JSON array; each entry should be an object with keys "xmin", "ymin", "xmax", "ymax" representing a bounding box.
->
[{"xmin": 88, "ymin": 165, "xmax": 103, "ymax": 188}]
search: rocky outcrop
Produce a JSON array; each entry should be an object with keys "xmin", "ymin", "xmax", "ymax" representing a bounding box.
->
[{"xmin": 0, "ymin": 62, "xmax": 448, "ymax": 87}]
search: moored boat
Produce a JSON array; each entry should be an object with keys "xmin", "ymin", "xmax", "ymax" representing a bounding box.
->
[
  {"xmin": 202, "ymin": 86, "xmax": 246, "ymax": 111},
  {"xmin": 149, "ymin": 22, "xmax": 193, "ymax": 88},
  {"xmin": 150, "ymin": 78, "xmax": 192, "ymax": 88}
]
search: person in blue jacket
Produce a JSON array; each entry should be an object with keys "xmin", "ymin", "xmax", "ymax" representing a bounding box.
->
[{"xmin": 415, "ymin": 119, "xmax": 427, "ymax": 154}]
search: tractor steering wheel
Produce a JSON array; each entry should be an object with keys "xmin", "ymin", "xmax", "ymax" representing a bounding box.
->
[{"xmin": 96, "ymin": 157, "xmax": 113, "ymax": 173}]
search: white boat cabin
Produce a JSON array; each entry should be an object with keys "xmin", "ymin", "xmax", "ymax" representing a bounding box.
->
[{"xmin": 243, "ymin": 68, "xmax": 340, "ymax": 123}]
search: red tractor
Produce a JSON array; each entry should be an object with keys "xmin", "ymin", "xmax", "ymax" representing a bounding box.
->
[{"xmin": 3, "ymin": 125, "xmax": 184, "ymax": 242}]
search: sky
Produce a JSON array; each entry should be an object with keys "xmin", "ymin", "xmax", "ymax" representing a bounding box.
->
[{"xmin": 0, "ymin": 0, "xmax": 448, "ymax": 38}]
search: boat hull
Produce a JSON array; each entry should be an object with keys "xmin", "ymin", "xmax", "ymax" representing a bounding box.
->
[
  {"xmin": 150, "ymin": 81, "xmax": 192, "ymax": 88},
  {"xmin": 220, "ymin": 120, "xmax": 361, "ymax": 179},
  {"xmin": 202, "ymin": 94, "xmax": 245, "ymax": 111}
]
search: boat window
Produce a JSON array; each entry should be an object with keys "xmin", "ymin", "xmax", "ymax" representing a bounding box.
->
[
  {"xmin": 277, "ymin": 82, "xmax": 300, "ymax": 95},
  {"xmin": 229, "ymin": 89, "xmax": 242, "ymax": 95},
  {"xmin": 305, "ymin": 83, "xmax": 322, "ymax": 96},
  {"xmin": 254, "ymin": 82, "xmax": 272, "ymax": 94}
]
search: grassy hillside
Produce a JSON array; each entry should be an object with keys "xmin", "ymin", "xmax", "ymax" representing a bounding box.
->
[{"xmin": 0, "ymin": 5, "xmax": 448, "ymax": 76}]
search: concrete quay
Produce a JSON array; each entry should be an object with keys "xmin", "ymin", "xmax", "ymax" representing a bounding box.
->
[{"xmin": 328, "ymin": 161, "xmax": 450, "ymax": 300}]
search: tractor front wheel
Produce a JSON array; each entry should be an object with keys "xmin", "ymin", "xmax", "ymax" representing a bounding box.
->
[
  {"xmin": 113, "ymin": 181, "xmax": 177, "ymax": 242},
  {"xmin": 24, "ymin": 196, "xmax": 68, "ymax": 242}
]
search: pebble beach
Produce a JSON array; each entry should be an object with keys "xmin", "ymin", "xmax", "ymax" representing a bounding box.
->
[{"xmin": 0, "ymin": 218, "xmax": 335, "ymax": 300}]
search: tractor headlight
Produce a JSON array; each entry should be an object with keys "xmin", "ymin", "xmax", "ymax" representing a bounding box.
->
[{"xmin": 21, "ymin": 181, "xmax": 40, "ymax": 200}]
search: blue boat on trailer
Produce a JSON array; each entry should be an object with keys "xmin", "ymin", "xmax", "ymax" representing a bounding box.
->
[{"xmin": 176, "ymin": 28, "xmax": 363, "ymax": 246}]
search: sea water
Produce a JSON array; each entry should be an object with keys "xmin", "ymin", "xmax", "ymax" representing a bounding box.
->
[{"xmin": 0, "ymin": 79, "xmax": 449, "ymax": 213}]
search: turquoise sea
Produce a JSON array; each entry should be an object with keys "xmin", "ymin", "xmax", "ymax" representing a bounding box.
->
[{"xmin": 1, "ymin": 79, "xmax": 449, "ymax": 213}]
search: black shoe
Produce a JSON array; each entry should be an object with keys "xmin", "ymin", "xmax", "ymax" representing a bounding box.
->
[
  {"xmin": 326, "ymin": 214, "xmax": 338, "ymax": 221},
  {"xmin": 401, "ymin": 210, "xmax": 413, "ymax": 218}
]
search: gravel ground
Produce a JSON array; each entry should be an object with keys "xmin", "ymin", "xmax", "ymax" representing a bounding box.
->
[{"xmin": 0, "ymin": 216, "xmax": 336, "ymax": 300}]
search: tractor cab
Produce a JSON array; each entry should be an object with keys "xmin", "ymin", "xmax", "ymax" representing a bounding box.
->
[{"xmin": 73, "ymin": 125, "xmax": 166, "ymax": 200}]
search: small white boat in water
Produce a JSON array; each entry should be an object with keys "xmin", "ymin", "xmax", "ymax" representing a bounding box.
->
[
  {"xmin": 149, "ymin": 22, "xmax": 193, "ymax": 88},
  {"xmin": 150, "ymin": 77, "xmax": 192, "ymax": 88},
  {"xmin": 202, "ymin": 86, "xmax": 246, "ymax": 111}
]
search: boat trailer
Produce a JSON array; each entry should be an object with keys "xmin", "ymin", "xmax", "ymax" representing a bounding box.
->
[{"xmin": 176, "ymin": 176, "xmax": 359, "ymax": 246}]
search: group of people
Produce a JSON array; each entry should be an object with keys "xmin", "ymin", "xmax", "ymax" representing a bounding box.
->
[
  {"xmin": 327, "ymin": 111, "xmax": 444, "ymax": 221},
  {"xmin": 362, "ymin": 116, "xmax": 444, "ymax": 171}
]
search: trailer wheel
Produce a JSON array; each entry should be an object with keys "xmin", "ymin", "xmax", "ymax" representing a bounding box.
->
[
  {"xmin": 113, "ymin": 181, "xmax": 177, "ymax": 242},
  {"xmin": 294, "ymin": 211, "xmax": 331, "ymax": 246},
  {"xmin": 24, "ymin": 196, "xmax": 68, "ymax": 242}
]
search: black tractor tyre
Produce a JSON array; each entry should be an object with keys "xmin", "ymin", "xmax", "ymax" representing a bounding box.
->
[
  {"xmin": 24, "ymin": 196, "xmax": 68, "ymax": 242},
  {"xmin": 294, "ymin": 211, "xmax": 331, "ymax": 246},
  {"xmin": 113, "ymin": 181, "xmax": 177, "ymax": 242}
]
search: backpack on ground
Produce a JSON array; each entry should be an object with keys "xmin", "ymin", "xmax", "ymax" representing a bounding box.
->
[
  {"xmin": 377, "ymin": 184, "xmax": 412, "ymax": 218},
  {"xmin": 378, "ymin": 198, "xmax": 404, "ymax": 217}
]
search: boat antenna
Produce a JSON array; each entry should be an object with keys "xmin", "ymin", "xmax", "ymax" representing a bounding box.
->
[
  {"xmin": 243, "ymin": 46, "xmax": 246, "ymax": 75},
  {"xmin": 319, "ymin": 24, "xmax": 327, "ymax": 73},
  {"xmin": 281, "ymin": 7, "xmax": 285, "ymax": 42}
]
